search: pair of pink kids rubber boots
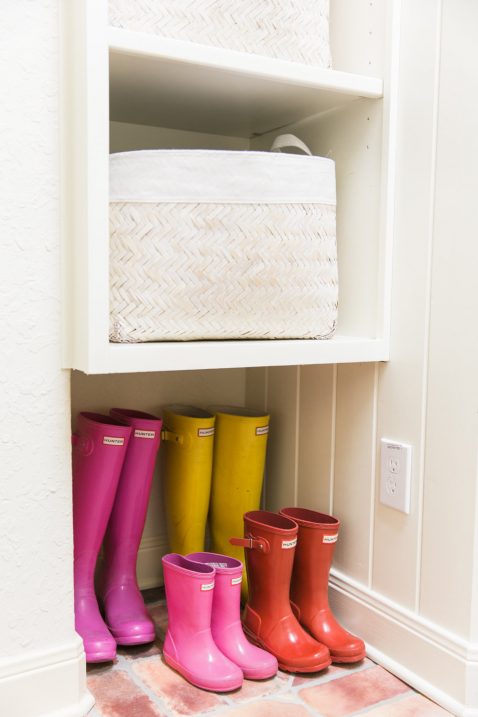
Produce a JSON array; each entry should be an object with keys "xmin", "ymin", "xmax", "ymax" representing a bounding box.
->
[
  {"xmin": 162, "ymin": 552, "xmax": 278, "ymax": 691},
  {"xmin": 72, "ymin": 410, "xmax": 162, "ymax": 662}
]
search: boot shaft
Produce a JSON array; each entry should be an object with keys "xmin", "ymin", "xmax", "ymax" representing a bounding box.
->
[
  {"xmin": 186, "ymin": 552, "xmax": 243, "ymax": 631},
  {"xmin": 162, "ymin": 405, "xmax": 215, "ymax": 554},
  {"xmin": 162, "ymin": 554, "xmax": 216, "ymax": 635},
  {"xmin": 210, "ymin": 408, "xmax": 269, "ymax": 566},
  {"xmin": 72, "ymin": 413, "xmax": 131, "ymax": 582},
  {"xmin": 103, "ymin": 408, "xmax": 162, "ymax": 578},
  {"xmin": 280, "ymin": 507, "xmax": 340, "ymax": 603},
  {"xmin": 239, "ymin": 510, "xmax": 298, "ymax": 614}
]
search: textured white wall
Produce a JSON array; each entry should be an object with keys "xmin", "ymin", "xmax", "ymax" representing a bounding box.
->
[{"xmin": 0, "ymin": 0, "xmax": 74, "ymax": 659}]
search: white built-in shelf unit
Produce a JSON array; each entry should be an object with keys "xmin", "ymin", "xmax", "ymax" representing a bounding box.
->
[{"xmin": 63, "ymin": 0, "xmax": 398, "ymax": 373}]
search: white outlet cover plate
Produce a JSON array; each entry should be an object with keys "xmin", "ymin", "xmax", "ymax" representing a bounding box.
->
[{"xmin": 380, "ymin": 439, "xmax": 412, "ymax": 514}]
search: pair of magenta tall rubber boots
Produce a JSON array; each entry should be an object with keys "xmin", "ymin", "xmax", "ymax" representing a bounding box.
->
[
  {"xmin": 162, "ymin": 552, "xmax": 278, "ymax": 691},
  {"xmin": 72, "ymin": 410, "xmax": 161, "ymax": 662}
]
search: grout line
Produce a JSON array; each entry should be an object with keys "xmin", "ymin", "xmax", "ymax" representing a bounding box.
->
[
  {"xmin": 414, "ymin": 0, "xmax": 443, "ymax": 614},
  {"xmin": 346, "ymin": 689, "xmax": 416, "ymax": 717},
  {"xmin": 367, "ymin": 363, "xmax": 379, "ymax": 589},
  {"xmin": 329, "ymin": 363, "xmax": 337, "ymax": 515}
]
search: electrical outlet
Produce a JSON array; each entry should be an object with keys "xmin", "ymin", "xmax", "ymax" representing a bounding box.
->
[{"xmin": 380, "ymin": 439, "xmax": 412, "ymax": 513}]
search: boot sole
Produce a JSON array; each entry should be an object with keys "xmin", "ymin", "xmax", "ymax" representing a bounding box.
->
[
  {"xmin": 331, "ymin": 651, "xmax": 366, "ymax": 664},
  {"xmin": 243, "ymin": 626, "xmax": 331, "ymax": 674},
  {"xmin": 113, "ymin": 632, "xmax": 156, "ymax": 646},
  {"xmin": 163, "ymin": 652, "xmax": 243, "ymax": 692}
]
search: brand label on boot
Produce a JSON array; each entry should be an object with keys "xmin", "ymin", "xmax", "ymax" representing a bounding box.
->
[
  {"xmin": 198, "ymin": 427, "xmax": 215, "ymax": 437},
  {"xmin": 134, "ymin": 429, "xmax": 156, "ymax": 439},
  {"xmin": 206, "ymin": 562, "xmax": 228, "ymax": 568},
  {"xmin": 282, "ymin": 538, "xmax": 297, "ymax": 549},
  {"xmin": 231, "ymin": 576, "xmax": 243, "ymax": 585},
  {"xmin": 201, "ymin": 582, "xmax": 215, "ymax": 591},
  {"xmin": 323, "ymin": 534, "xmax": 338, "ymax": 544},
  {"xmin": 255, "ymin": 426, "xmax": 269, "ymax": 436},
  {"xmin": 103, "ymin": 436, "xmax": 125, "ymax": 446}
]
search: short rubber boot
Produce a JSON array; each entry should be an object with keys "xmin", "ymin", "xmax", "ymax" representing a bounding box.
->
[
  {"xmin": 280, "ymin": 507, "xmax": 366, "ymax": 663},
  {"xmin": 162, "ymin": 406, "xmax": 215, "ymax": 554},
  {"xmin": 187, "ymin": 552, "xmax": 278, "ymax": 680},
  {"xmin": 162, "ymin": 554, "xmax": 243, "ymax": 692},
  {"xmin": 101, "ymin": 409, "xmax": 162, "ymax": 646},
  {"xmin": 209, "ymin": 407, "xmax": 269, "ymax": 602},
  {"xmin": 231, "ymin": 510, "xmax": 331, "ymax": 673},
  {"xmin": 72, "ymin": 412, "xmax": 131, "ymax": 663}
]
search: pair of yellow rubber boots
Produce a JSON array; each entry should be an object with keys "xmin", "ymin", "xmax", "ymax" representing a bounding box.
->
[{"xmin": 162, "ymin": 405, "xmax": 269, "ymax": 600}]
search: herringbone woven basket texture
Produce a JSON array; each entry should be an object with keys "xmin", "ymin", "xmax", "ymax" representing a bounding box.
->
[
  {"xmin": 109, "ymin": 0, "xmax": 331, "ymax": 67},
  {"xmin": 109, "ymin": 202, "xmax": 338, "ymax": 342}
]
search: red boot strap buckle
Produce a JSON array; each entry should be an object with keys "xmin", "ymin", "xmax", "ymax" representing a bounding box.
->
[{"xmin": 229, "ymin": 536, "xmax": 270, "ymax": 554}]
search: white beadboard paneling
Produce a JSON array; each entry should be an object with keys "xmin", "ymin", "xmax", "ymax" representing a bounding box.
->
[
  {"xmin": 372, "ymin": 0, "xmax": 442, "ymax": 609},
  {"xmin": 297, "ymin": 365, "xmax": 335, "ymax": 512},
  {"xmin": 420, "ymin": 0, "xmax": 478, "ymax": 638},
  {"xmin": 264, "ymin": 367, "xmax": 300, "ymax": 511},
  {"xmin": 333, "ymin": 364, "xmax": 376, "ymax": 583}
]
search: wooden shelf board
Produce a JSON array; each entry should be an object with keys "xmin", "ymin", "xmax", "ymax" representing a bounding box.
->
[
  {"xmin": 108, "ymin": 28, "xmax": 383, "ymax": 136},
  {"xmin": 73, "ymin": 336, "xmax": 389, "ymax": 374}
]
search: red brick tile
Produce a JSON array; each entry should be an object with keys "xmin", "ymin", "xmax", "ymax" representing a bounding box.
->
[
  {"xmin": 133, "ymin": 658, "xmax": 223, "ymax": 715},
  {"xmin": 214, "ymin": 701, "xmax": 311, "ymax": 717},
  {"xmin": 118, "ymin": 639, "xmax": 162, "ymax": 660},
  {"xmin": 87, "ymin": 669, "xmax": 164, "ymax": 717},
  {"xmin": 292, "ymin": 657, "xmax": 374, "ymax": 686},
  {"xmin": 149, "ymin": 603, "xmax": 169, "ymax": 637},
  {"xmin": 299, "ymin": 665, "xmax": 410, "ymax": 717},
  {"xmin": 364, "ymin": 693, "xmax": 453, "ymax": 716},
  {"xmin": 228, "ymin": 672, "xmax": 290, "ymax": 701}
]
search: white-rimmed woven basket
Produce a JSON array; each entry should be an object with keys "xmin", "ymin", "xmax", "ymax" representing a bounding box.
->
[
  {"xmin": 109, "ymin": 138, "xmax": 338, "ymax": 343},
  {"xmin": 108, "ymin": 0, "xmax": 331, "ymax": 67}
]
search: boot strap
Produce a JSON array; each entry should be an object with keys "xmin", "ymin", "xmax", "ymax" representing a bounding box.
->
[
  {"xmin": 160, "ymin": 429, "xmax": 183, "ymax": 444},
  {"xmin": 230, "ymin": 535, "xmax": 270, "ymax": 554}
]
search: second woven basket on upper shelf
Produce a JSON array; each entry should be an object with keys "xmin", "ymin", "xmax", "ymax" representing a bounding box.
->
[
  {"xmin": 108, "ymin": 0, "xmax": 331, "ymax": 68},
  {"xmin": 109, "ymin": 137, "xmax": 338, "ymax": 343}
]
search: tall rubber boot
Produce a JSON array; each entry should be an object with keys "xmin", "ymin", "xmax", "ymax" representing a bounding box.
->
[
  {"xmin": 230, "ymin": 510, "xmax": 331, "ymax": 673},
  {"xmin": 101, "ymin": 409, "xmax": 162, "ymax": 646},
  {"xmin": 162, "ymin": 554, "xmax": 243, "ymax": 692},
  {"xmin": 209, "ymin": 407, "xmax": 269, "ymax": 601},
  {"xmin": 187, "ymin": 552, "xmax": 278, "ymax": 680},
  {"xmin": 162, "ymin": 405, "xmax": 215, "ymax": 554},
  {"xmin": 280, "ymin": 507, "xmax": 366, "ymax": 663},
  {"xmin": 72, "ymin": 412, "xmax": 131, "ymax": 663}
]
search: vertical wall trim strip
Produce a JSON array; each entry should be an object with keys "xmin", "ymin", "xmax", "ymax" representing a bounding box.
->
[
  {"xmin": 262, "ymin": 367, "xmax": 270, "ymax": 508},
  {"xmin": 329, "ymin": 363, "xmax": 338, "ymax": 514},
  {"xmin": 415, "ymin": 0, "xmax": 443, "ymax": 613},
  {"xmin": 294, "ymin": 366, "xmax": 301, "ymax": 506},
  {"xmin": 368, "ymin": 362, "xmax": 380, "ymax": 588}
]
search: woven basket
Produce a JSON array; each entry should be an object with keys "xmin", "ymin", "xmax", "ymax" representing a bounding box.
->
[
  {"xmin": 108, "ymin": 0, "xmax": 331, "ymax": 67},
  {"xmin": 109, "ymin": 143, "xmax": 338, "ymax": 342}
]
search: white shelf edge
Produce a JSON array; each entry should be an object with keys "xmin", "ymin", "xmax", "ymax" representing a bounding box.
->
[
  {"xmin": 108, "ymin": 27, "xmax": 384, "ymax": 99},
  {"xmin": 73, "ymin": 336, "xmax": 390, "ymax": 374}
]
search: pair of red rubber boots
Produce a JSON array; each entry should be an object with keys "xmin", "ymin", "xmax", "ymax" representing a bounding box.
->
[{"xmin": 231, "ymin": 508, "xmax": 365, "ymax": 673}]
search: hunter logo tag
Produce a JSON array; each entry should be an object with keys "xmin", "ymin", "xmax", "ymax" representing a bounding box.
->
[
  {"xmin": 198, "ymin": 427, "xmax": 215, "ymax": 437},
  {"xmin": 103, "ymin": 436, "xmax": 125, "ymax": 446},
  {"xmin": 231, "ymin": 576, "xmax": 242, "ymax": 585},
  {"xmin": 201, "ymin": 582, "xmax": 215, "ymax": 591},
  {"xmin": 134, "ymin": 429, "xmax": 156, "ymax": 439},
  {"xmin": 255, "ymin": 426, "xmax": 269, "ymax": 436},
  {"xmin": 323, "ymin": 534, "xmax": 338, "ymax": 544},
  {"xmin": 282, "ymin": 538, "xmax": 297, "ymax": 549}
]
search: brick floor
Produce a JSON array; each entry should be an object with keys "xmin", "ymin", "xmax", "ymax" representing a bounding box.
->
[{"xmin": 86, "ymin": 593, "xmax": 455, "ymax": 717}]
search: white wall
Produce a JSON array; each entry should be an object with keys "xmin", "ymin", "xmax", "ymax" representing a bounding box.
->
[
  {"xmin": 0, "ymin": 2, "xmax": 92, "ymax": 716},
  {"xmin": 256, "ymin": 2, "xmax": 478, "ymax": 714}
]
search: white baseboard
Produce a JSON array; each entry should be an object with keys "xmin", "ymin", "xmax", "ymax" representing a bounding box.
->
[
  {"xmin": 330, "ymin": 568, "xmax": 478, "ymax": 717},
  {"xmin": 137, "ymin": 534, "xmax": 168, "ymax": 590},
  {"xmin": 0, "ymin": 636, "xmax": 94, "ymax": 717}
]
